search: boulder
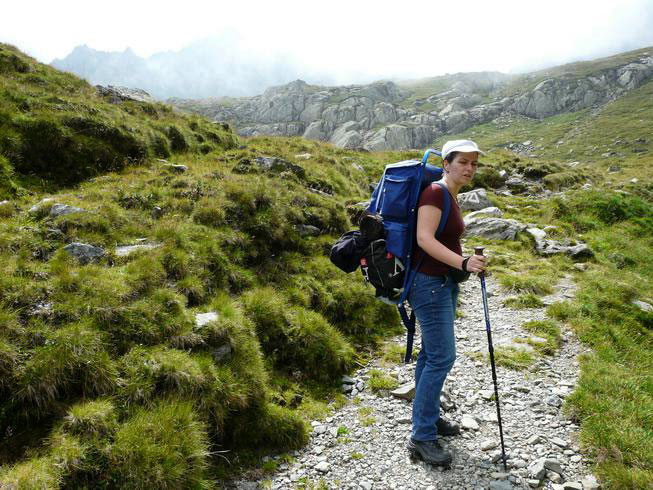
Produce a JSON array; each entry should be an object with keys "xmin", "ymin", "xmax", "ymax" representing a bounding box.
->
[
  {"xmin": 464, "ymin": 218, "xmax": 526, "ymax": 240},
  {"xmin": 63, "ymin": 242, "xmax": 106, "ymax": 264},
  {"xmin": 458, "ymin": 188, "xmax": 494, "ymax": 211},
  {"xmin": 163, "ymin": 164, "xmax": 188, "ymax": 173},
  {"xmin": 234, "ymin": 156, "xmax": 305, "ymax": 178},
  {"xmin": 50, "ymin": 204, "xmax": 85, "ymax": 217},
  {"xmin": 96, "ymin": 85, "xmax": 154, "ymax": 103},
  {"xmin": 330, "ymin": 121, "xmax": 362, "ymax": 148},
  {"xmin": 632, "ymin": 300, "xmax": 653, "ymax": 313},
  {"xmin": 390, "ymin": 382, "xmax": 415, "ymax": 400},
  {"xmin": 464, "ymin": 207, "xmax": 503, "ymax": 223},
  {"xmin": 295, "ymin": 224, "xmax": 321, "ymax": 237},
  {"xmin": 535, "ymin": 239, "xmax": 594, "ymax": 261},
  {"xmin": 115, "ymin": 242, "xmax": 162, "ymax": 257}
]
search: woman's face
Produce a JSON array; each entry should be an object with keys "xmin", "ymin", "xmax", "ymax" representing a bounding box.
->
[{"xmin": 446, "ymin": 151, "xmax": 479, "ymax": 185}]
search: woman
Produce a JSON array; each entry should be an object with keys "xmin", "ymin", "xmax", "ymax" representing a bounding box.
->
[{"xmin": 406, "ymin": 139, "xmax": 487, "ymax": 466}]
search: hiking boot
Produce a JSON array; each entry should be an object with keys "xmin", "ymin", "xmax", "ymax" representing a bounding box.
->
[
  {"xmin": 407, "ymin": 438, "xmax": 452, "ymax": 467},
  {"xmin": 436, "ymin": 417, "xmax": 460, "ymax": 437}
]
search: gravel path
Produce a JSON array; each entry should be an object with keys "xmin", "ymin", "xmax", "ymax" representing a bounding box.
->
[{"xmin": 230, "ymin": 275, "xmax": 601, "ymax": 490}]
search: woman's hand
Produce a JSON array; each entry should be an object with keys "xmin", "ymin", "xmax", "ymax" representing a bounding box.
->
[{"xmin": 465, "ymin": 254, "xmax": 487, "ymax": 274}]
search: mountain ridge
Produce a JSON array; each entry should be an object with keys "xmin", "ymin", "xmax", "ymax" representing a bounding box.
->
[{"xmin": 170, "ymin": 46, "xmax": 653, "ymax": 151}]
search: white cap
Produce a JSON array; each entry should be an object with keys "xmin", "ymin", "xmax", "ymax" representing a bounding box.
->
[{"xmin": 441, "ymin": 140, "xmax": 485, "ymax": 161}]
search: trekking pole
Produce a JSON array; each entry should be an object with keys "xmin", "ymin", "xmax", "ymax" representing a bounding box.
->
[{"xmin": 474, "ymin": 246, "xmax": 508, "ymax": 471}]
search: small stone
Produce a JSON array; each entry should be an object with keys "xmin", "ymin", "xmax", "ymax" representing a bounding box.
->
[
  {"xmin": 570, "ymin": 455, "xmax": 582, "ymax": 463},
  {"xmin": 390, "ymin": 382, "xmax": 415, "ymax": 400},
  {"xmin": 314, "ymin": 461, "xmax": 329, "ymax": 473},
  {"xmin": 546, "ymin": 395, "xmax": 563, "ymax": 407},
  {"xmin": 550, "ymin": 437, "xmax": 568, "ymax": 448},
  {"xmin": 359, "ymin": 481, "xmax": 372, "ymax": 490},
  {"xmin": 632, "ymin": 300, "xmax": 653, "ymax": 313},
  {"xmin": 489, "ymin": 481, "xmax": 513, "ymax": 490},
  {"xmin": 562, "ymin": 482, "xmax": 583, "ymax": 490},
  {"xmin": 63, "ymin": 242, "xmax": 105, "ymax": 264},
  {"xmin": 527, "ymin": 434, "xmax": 541, "ymax": 445},
  {"xmin": 544, "ymin": 458, "xmax": 563, "ymax": 474},
  {"xmin": 294, "ymin": 153, "xmax": 312, "ymax": 160},
  {"xmin": 581, "ymin": 475, "xmax": 600, "ymax": 489},
  {"xmin": 548, "ymin": 471, "xmax": 562, "ymax": 483},
  {"xmin": 151, "ymin": 206, "xmax": 163, "ymax": 219},
  {"xmin": 490, "ymin": 472, "xmax": 509, "ymax": 480},
  {"xmin": 342, "ymin": 375, "xmax": 356, "ymax": 385},
  {"xmin": 163, "ymin": 164, "xmax": 188, "ymax": 173},
  {"xmin": 527, "ymin": 480, "xmax": 541, "ymax": 488},
  {"xmin": 528, "ymin": 458, "xmax": 546, "ymax": 480},
  {"xmin": 481, "ymin": 439, "xmax": 499, "ymax": 451},
  {"xmin": 195, "ymin": 312, "xmax": 218, "ymax": 328},
  {"xmin": 480, "ymin": 390, "xmax": 494, "ymax": 400},
  {"xmin": 461, "ymin": 415, "xmax": 480, "ymax": 430},
  {"xmin": 574, "ymin": 263, "xmax": 588, "ymax": 271},
  {"xmin": 313, "ymin": 425, "xmax": 327, "ymax": 435},
  {"xmin": 397, "ymin": 416, "xmax": 411, "ymax": 424},
  {"xmin": 50, "ymin": 203, "xmax": 85, "ymax": 217}
]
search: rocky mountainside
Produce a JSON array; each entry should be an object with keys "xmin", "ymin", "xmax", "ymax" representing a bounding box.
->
[{"xmin": 171, "ymin": 47, "xmax": 653, "ymax": 151}]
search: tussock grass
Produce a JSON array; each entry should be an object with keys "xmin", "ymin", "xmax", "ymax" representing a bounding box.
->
[
  {"xmin": 503, "ymin": 293, "xmax": 545, "ymax": 309},
  {"xmin": 367, "ymin": 369, "xmax": 399, "ymax": 393},
  {"xmin": 493, "ymin": 346, "xmax": 535, "ymax": 370},
  {"xmin": 242, "ymin": 287, "xmax": 354, "ymax": 382},
  {"xmin": 108, "ymin": 401, "xmax": 212, "ymax": 489}
]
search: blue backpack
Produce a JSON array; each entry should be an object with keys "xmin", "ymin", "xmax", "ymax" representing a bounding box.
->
[{"xmin": 366, "ymin": 149, "xmax": 450, "ymax": 363}]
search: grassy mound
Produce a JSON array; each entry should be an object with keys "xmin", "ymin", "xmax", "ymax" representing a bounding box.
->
[{"xmin": 0, "ymin": 43, "xmax": 237, "ymax": 192}]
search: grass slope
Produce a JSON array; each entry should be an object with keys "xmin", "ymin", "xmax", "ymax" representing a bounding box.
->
[{"xmin": 0, "ymin": 46, "xmax": 407, "ymax": 486}]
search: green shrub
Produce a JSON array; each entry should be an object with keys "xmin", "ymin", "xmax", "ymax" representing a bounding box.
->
[
  {"xmin": 229, "ymin": 402, "xmax": 308, "ymax": 451},
  {"xmin": 0, "ymin": 154, "xmax": 17, "ymax": 197},
  {"xmin": 503, "ymin": 293, "xmax": 545, "ymax": 309},
  {"xmin": 0, "ymin": 455, "xmax": 61, "ymax": 489},
  {"xmin": 0, "ymin": 338, "xmax": 18, "ymax": 392},
  {"xmin": 242, "ymin": 288, "xmax": 354, "ymax": 381},
  {"xmin": 543, "ymin": 171, "xmax": 582, "ymax": 190},
  {"xmin": 498, "ymin": 273, "xmax": 553, "ymax": 295},
  {"xmin": 166, "ymin": 125, "xmax": 188, "ymax": 152},
  {"xmin": 193, "ymin": 198, "xmax": 226, "ymax": 227},
  {"xmin": 151, "ymin": 133, "xmax": 171, "ymax": 158},
  {"xmin": 108, "ymin": 401, "xmax": 211, "ymax": 489},
  {"xmin": 15, "ymin": 322, "xmax": 117, "ymax": 411},
  {"xmin": 367, "ymin": 369, "xmax": 399, "ymax": 393},
  {"xmin": 61, "ymin": 399, "xmax": 118, "ymax": 439},
  {"xmin": 472, "ymin": 166, "xmax": 506, "ymax": 189},
  {"xmin": 161, "ymin": 247, "xmax": 190, "ymax": 280},
  {"xmin": 95, "ymin": 288, "xmax": 192, "ymax": 353},
  {"xmin": 124, "ymin": 254, "xmax": 167, "ymax": 297}
]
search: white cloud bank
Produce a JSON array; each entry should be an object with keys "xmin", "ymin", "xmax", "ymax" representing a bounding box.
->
[{"xmin": 3, "ymin": 0, "xmax": 653, "ymax": 82}]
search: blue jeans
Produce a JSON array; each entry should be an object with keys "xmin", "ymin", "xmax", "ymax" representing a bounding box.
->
[{"xmin": 408, "ymin": 272, "xmax": 459, "ymax": 441}]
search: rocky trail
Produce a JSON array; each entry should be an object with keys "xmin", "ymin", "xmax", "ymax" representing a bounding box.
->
[{"xmin": 229, "ymin": 274, "xmax": 601, "ymax": 490}]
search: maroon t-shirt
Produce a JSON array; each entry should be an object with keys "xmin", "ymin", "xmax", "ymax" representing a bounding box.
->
[{"xmin": 411, "ymin": 183, "xmax": 464, "ymax": 276}]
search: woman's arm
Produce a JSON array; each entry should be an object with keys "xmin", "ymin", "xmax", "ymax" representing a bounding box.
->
[
  {"xmin": 416, "ymin": 204, "xmax": 465, "ymax": 270},
  {"xmin": 415, "ymin": 205, "xmax": 486, "ymax": 273}
]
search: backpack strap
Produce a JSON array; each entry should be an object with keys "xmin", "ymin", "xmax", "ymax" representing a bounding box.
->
[{"xmin": 397, "ymin": 181, "xmax": 451, "ymax": 363}]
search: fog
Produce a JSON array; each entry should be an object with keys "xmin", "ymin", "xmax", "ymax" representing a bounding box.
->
[{"xmin": 3, "ymin": 0, "xmax": 653, "ymax": 98}]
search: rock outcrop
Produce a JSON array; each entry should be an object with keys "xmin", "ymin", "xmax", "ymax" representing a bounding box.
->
[{"xmin": 171, "ymin": 49, "xmax": 653, "ymax": 150}]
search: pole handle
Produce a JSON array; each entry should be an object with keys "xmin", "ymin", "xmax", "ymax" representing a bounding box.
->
[{"xmin": 474, "ymin": 246, "xmax": 485, "ymax": 256}]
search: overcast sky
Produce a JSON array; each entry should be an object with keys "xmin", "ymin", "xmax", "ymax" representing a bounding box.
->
[{"xmin": 4, "ymin": 0, "xmax": 653, "ymax": 83}]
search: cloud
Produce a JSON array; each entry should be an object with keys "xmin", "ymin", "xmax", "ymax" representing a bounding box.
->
[{"xmin": 2, "ymin": 0, "xmax": 653, "ymax": 84}]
